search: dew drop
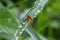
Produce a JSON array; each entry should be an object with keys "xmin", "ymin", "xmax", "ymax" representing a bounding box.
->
[
  {"xmin": 18, "ymin": 24, "xmax": 23, "ymax": 28},
  {"xmin": 37, "ymin": 9, "xmax": 40, "ymax": 13},
  {"xmin": 16, "ymin": 36, "xmax": 18, "ymax": 40},
  {"xmin": 35, "ymin": 2, "xmax": 37, "ymax": 4}
]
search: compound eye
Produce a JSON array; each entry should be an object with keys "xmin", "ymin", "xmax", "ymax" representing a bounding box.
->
[{"xmin": 27, "ymin": 16, "xmax": 33, "ymax": 24}]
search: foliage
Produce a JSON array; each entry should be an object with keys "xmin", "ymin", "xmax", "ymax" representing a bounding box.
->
[{"xmin": 0, "ymin": 0, "xmax": 60, "ymax": 40}]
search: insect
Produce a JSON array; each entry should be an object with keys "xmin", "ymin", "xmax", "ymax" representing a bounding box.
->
[{"xmin": 27, "ymin": 16, "xmax": 33, "ymax": 24}]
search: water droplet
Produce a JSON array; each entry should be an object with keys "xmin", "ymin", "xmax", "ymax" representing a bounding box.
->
[
  {"xmin": 16, "ymin": 36, "xmax": 18, "ymax": 40},
  {"xmin": 35, "ymin": 2, "xmax": 37, "ymax": 4},
  {"xmin": 37, "ymin": 9, "xmax": 40, "ymax": 13},
  {"xmin": 41, "ymin": 7, "xmax": 44, "ymax": 10},
  {"xmin": 20, "ymin": 32, "xmax": 22, "ymax": 35},
  {"xmin": 18, "ymin": 24, "xmax": 23, "ymax": 28},
  {"xmin": 38, "ymin": 3, "xmax": 40, "ymax": 5}
]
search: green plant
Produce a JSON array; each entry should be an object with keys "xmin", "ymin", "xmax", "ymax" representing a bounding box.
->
[{"xmin": 0, "ymin": 0, "xmax": 60, "ymax": 40}]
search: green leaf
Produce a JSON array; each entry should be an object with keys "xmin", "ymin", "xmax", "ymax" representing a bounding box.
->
[
  {"xmin": 0, "ymin": 0, "xmax": 48, "ymax": 40},
  {"xmin": 25, "ymin": 25, "xmax": 40, "ymax": 40},
  {"xmin": 0, "ymin": 6, "xmax": 18, "ymax": 34}
]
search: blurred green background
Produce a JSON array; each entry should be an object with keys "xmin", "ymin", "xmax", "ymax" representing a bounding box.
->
[{"xmin": 0, "ymin": 0, "xmax": 60, "ymax": 40}]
